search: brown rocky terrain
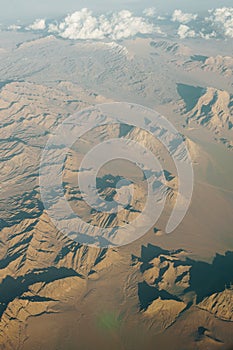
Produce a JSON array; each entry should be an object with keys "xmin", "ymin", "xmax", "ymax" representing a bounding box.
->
[{"xmin": 0, "ymin": 32, "xmax": 232, "ymax": 350}]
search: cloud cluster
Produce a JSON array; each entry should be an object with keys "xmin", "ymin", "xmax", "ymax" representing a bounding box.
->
[
  {"xmin": 177, "ymin": 25, "xmax": 196, "ymax": 39},
  {"xmin": 28, "ymin": 19, "xmax": 46, "ymax": 31},
  {"xmin": 174, "ymin": 7, "xmax": 233, "ymax": 40},
  {"xmin": 8, "ymin": 7, "xmax": 233, "ymax": 42},
  {"xmin": 8, "ymin": 24, "xmax": 21, "ymax": 31},
  {"xmin": 48, "ymin": 8, "xmax": 157, "ymax": 40},
  {"xmin": 172, "ymin": 10, "xmax": 197, "ymax": 24},
  {"xmin": 208, "ymin": 7, "xmax": 233, "ymax": 38},
  {"xmin": 143, "ymin": 7, "xmax": 157, "ymax": 18}
]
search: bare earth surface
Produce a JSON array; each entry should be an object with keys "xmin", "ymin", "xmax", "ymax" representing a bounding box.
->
[{"xmin": 0, "ymin": 31, "xmax": 232, "ymax": 349}]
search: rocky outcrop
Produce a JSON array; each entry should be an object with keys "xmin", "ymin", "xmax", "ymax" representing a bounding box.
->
[
  {"xmin": 177, "ymin": 84, "xmax": 233, "ymax": 149},
  {"xmin": 198, "ymin": 288, "xmax": 233, "ymax": 321}
]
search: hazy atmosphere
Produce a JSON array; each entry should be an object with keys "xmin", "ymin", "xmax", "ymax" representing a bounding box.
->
[
  {"xmin": 1, "ymin": 0, "xmax": 233, "ymax": 21},
  {"xmin": 0, "ymin": 0, "xmax": 232, "ymax": 349}
]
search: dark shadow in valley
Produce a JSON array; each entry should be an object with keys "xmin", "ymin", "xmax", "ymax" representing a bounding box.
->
[
  {"xmin": 0, "ymin": 189, "xmax": 44, "ymax": 230},
  {"xmin": 190, "ymin": 55, "xmax": 208, "ymax": 63},
  {"xmin": 139, "ymin": 244, "xmax": 184, "ymax": 273},
  {"xmin": 0, "ymin": 267, "xmax": 83, "ymax": 319},
  {"xmin": 0, "ymin": 80, "xmax": 15, "ymax": 91},
  {"xmin": 96, "ymin": 174, "xmax": 122, "ymax": 201},
  {"xmin": 119, "ymin": 123, "xmax": 134, "ymax": 137},
  {"xmin": 0, "ymin": 236, "xmax": 33, "ymax": 270},
  {"xmin": 138, "ymin": 281, "xmax": 181, "ymax": 310},
  {"xmin": 177, "ymin": 83, "xmax": 205, "ymax": 112},
  {"xmin": 137, "ymin": 244, "xmax": 233, "ymax": 310},
  {"xmin": 54, "ymin": 241, "xmax": 107, "ymax": 271},
  {"xmin": 186, "ymin": 251, "xmax": 233, "ymax": 302}
]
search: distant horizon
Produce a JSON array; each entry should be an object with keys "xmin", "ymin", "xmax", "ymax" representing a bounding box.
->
[{"xmin": 0, "ymin": 0, "xmax": 233, "ymax": 22}]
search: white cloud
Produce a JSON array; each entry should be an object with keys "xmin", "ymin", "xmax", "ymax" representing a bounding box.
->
[
  {"xmin": 172, "ymin": 7, "xmax": 233, "ymax": 40},
  {"xmin": 11, "ymin": 7, "xmax": 232, "ymax": 42},
  {"xmin": 208, "ymin": 7, "xmax": 233, "ymax": 38},
  {"xmin": 48, "ymin": 8, "xmax": 157, "ymax": 40},
  {"xmin": 199, "ymin": 31, "xmax": 216, "ymax": 39},
  {"xmin": 143, "ymin": 7, "xmax": 156, "ymax": 18},
  {"xmin": 157, "ymin": 16, "xmax": 166, "ymax": 21},
  {"xmin": 8, "ymin": 24, "xmax": 21, "ymax": 31},
  {"xmin": 177, "ymin": 24, "xmax": 196, "ymax": 39},
  {"xmin": 28, "ymin": 19, "xmax": 46, "ymax": 31},
  {"xmin": 172, "ymin": 9, "xmax": 197, "ymax": 24}
]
